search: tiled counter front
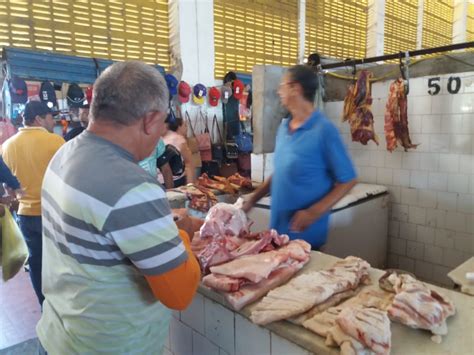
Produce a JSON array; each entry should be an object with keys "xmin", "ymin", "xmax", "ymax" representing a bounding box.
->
[{"xmin": 164, "ymin": 293, "xmax": 311, "ymax": 355}]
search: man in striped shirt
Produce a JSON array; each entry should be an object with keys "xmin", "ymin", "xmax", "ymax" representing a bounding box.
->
[{"xmin": 37, "ymin": 61, "xmax": 201, "ymax": 354}]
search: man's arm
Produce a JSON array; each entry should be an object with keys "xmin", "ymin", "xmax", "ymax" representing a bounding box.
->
[
  {"xmin": 290, "ymin": 179, "xmax": 357, "ymax": 232},
  {"xmin": 159, "ymin": 163, "xmax": 174, "ymax": 189},
  {"xmin": 145, "ymin": 229, "xmax": 201, "ymax": 310},
  {"xmin": 242, "ymin": 175, "xmax": 272, "ymax": 213},
  {"xmin": 106, "ymin": 186, "xmax": 201, "ymax": 311}
]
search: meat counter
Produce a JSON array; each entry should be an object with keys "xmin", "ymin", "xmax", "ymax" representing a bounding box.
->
[
  {"xmin": 247, "ymin": 183, "xmax": 389, "ymax": 268},
  {"xmin": 164, "ymin": 251, "xmax": 474, "ymax": 355}
]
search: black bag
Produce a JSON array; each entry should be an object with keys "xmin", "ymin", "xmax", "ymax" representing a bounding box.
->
[
  {"xmin": 211, "ymin": 114, "xmax": 224, "ymax": 164},
  {"xmin": 201, "ymin": 160, "xmax": 220, "ymax": 178}
]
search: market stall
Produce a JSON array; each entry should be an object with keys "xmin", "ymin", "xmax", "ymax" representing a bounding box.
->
[{"xmin": 166, "ymin": 251, "xmax": 473, "ymax": 355}]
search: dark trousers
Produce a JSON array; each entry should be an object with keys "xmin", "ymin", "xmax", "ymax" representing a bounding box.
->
[{"xmin": 17, "ymin": 215, "xmax": 44, "ymax": 306}]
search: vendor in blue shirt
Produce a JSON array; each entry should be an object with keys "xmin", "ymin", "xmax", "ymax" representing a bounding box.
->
[{"xmin": 243, "ymin": 65, "xmax": 357, "ymax": 249}]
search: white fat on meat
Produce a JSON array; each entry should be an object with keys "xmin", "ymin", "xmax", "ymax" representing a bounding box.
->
[
  {"xmin": 302, "ymin": 289, "xmax": 393, "ymax": 337},
  {"xmin": 326, "ymin": 307, "xmax": 391, "ymax": 355},
  {"xmin": 199, "ymin": 203, "xmax": 249, "ymax": 238},
  {"xmin": 386, "ymin": 274, "xmax": 455, "ymax": 335},
  {"xmin": 207, "ymin": 240, "xmax": 310, "ymax": 286},
  {"xmin": 250, "ymin": 256, "xmax": 371, "ymax": 325}
]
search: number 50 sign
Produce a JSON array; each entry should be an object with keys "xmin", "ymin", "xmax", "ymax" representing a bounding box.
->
[{"xmin": 428, "ymin": 77, "xmax": 462, "ymax": 95}]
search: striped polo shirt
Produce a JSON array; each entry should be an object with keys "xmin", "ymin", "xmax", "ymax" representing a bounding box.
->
[{"xmin": 37, "ymin": 131, "xmax": 187, "ymax": 354}]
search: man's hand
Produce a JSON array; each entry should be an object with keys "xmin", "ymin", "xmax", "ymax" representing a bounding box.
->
[
  {"xmin": 173, "ymin": 209, "xmax": 203, "ymax": 240},
  {"xmin": 290, "ymin": 206, "xmax": 324, "ymax": 233}
]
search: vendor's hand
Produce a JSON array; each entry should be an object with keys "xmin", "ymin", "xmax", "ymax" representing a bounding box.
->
[
  {"xmin": 290, "ymin": 208, "xmax": 322, "ymax": 233},
  {"xmin": 241, "ymin": 197, "xmax": 255, "ymax": 213}
]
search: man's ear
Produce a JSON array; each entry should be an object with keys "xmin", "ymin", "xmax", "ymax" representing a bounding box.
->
[{"xmin": 142, "ymin": 111, "xmax": 157, "ymax": 135}]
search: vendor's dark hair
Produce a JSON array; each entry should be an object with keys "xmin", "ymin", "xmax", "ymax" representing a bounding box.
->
[
  {"xmin": 166, "ymin": 114, "xmax": 184, "ymax": 132},
  {"xmin": 287, "ymin": 65, "xmax": 318, "ymax": 103}
]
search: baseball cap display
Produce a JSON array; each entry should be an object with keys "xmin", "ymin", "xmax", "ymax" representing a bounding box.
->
[
  {"xmin": 178, "ymin": 81, "xmax": 191, "ymax": 103},
  {"xmin": 9, "ymin": 76, "xmax": 28, "ymax": 104},
  {"xmin": 67, "ymin": 83, "xmax": 85, "ymax": 108},
  {"xmin": 221, "ymin": 85, "xmax": 232, "ymax": 104},
  {"xmin": 165, "ymin": 74, "xmax": 178, "ymax": 97},
  {"xmin": 193, "ymin": 84, "xmax": 207, "ymax": 105},
  {"xmin": 233, "ymin": 79, "xmax": 244, "ymax": 100},
  {"xmin": 208, "ymin": 87, "xmax": 221, "ymax": 107},
  {"xmin": 23, "ymin": 100, "xmax": 52, "ymax": 122},
  {"xmin": 39, "ymin": 81, "xmax": 58, "ymax": 109}
]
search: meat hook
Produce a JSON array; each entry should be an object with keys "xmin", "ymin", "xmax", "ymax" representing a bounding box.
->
[{"xmin": 399, "ymin": 51, "xmax": 410, "ymax": 95}]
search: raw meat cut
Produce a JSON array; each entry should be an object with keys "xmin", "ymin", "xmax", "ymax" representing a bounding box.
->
[
  {"xmin": 199, "ymin": 203, "xmax": 249, "ymax": 239},
  {"xmin": 226, "ymin": 173, "xmax": 253, "ymax": 189},
  {"xmin": 198, "ymin": 173, "xmax": 237, "ymax": 194},
  {"xmin": 208, "ymin": 239, "xmax": 309, "ymax": 284},
  {"xmin": 225, "ymin": 264, "xmax": 303, "ymax": 311},
  {"xmin": 326, "ymin": 307, "xmax": 391, "ymax": 355},
  {"xmin": 250, "ymin": 256, "xmax": 370, "ymax": 325},
  {"xmin": 203, "ymin": 239, "xmax": 311, "ymax": 311},
  {"xmin": 342, "ymin": 70, "xmax": 379, "ymax": 145},
  {"xmin": 201, "ymin": 273, "xmax": 248, "ymax": 292},
  {"xmin": 386, "ymin": 273, "xmax": 455, "ymax": 335},
  {"xmin": 289, "ymin": 288, "xmax": 358, "ymax": 325},
  {"xmin": 177, "ymin": 184, "xmax": 217, "ymax": 212},
  {"xmin": 302, "ymin": 289, "xmax": 394, "ymax": 337},
  {"xmin": 384, "ymin": 79, "xmax": 418, "ymax": 152}
]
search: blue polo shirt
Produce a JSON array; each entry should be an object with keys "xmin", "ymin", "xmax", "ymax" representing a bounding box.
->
[{"xmin": 270, "ymin": 110, "xmax": 356, "ymax": 249}]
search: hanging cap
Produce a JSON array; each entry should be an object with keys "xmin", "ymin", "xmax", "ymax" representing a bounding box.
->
[
  {"xmin": 208, "ymin": 87, "xmax": 221, "ymax": 106},
  {"xmin": 39, "ymin": 81, "xmax": 58, "ymax": 109},
  {"xmin": 221, "ymin": 85, "xmax": 232, "ymax": 104},
  {"xmin": 9, "ymin": 76, "xmax": 28, "ymax": 104},
  {"xmin": 233, "ymin": 79, "xmax": 244, "ymax": 100},
  {"xmin": 67, "ymin": 83, "xmax": 85, "ymax": 108},
  {"xmin": 165, "ymin": 74, "xmax": 178, "ymax": 97},
  {"xmin": 178, "ymin": 81, "xmax": 191, "ymax": 103},
  {"xmin": 193, "ymin": 84, "xmax": 207, "ymax": 105}
]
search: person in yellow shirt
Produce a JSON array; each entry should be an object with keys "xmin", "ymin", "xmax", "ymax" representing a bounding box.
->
[{"xmin": 2, "ymin": 101, "xmax": 64, "ymax": 305}]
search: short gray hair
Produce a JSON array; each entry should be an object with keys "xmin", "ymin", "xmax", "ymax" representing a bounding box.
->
[{"xmin": 91, "ymin": 61, "xmax": 169, "ymax": 125}]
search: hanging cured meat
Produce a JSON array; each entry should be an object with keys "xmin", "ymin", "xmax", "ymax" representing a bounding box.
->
[
  {"xmin": 384, "ymin": 79, "xmax": 418, "ymax": 152},
  {"xmin": 342, "ymin": 70, "xmax": 379, "ymax": 145}
]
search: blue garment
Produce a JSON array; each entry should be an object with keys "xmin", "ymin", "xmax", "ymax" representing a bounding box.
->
[
  {"xmin": 270, "ymin": 110, "xmax": 356, "ymax": 249},
  {"xmin": 17, "ymin": 215, "xmax": 44, "ymax": 305},
  {"xmin": 0, "ymin": 157, "xmax": 20, "ymax": 190},
  {"xmin": 138, "ymin": 139, "xmax": 166, "ymax": 176}
]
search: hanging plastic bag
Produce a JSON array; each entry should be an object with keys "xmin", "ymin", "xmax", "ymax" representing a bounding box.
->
[{"xmin": 1, "ymin": 207, "xmax": 28, "ymax": 281}]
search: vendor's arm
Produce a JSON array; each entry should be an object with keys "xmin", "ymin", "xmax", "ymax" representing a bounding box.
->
[
  {"xmin": 242, "ymin": 176, "xmax": 272, "ymax": 213},
  {"xmin": 106, "ymin": 186, "xmax": 201, "ymax": 311},
  {"xmin": 180, "ymin": 142, "xmax": 195, "ymax": 184},
  {"xmin": 291, "ymin": 179, "xmax": 356, "ymax": 232},
  {"xmin": 291, "ymin": 122, "xmax": 357, "ymax": 232}
]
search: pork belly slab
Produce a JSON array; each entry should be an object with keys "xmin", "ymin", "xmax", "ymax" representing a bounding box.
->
[
  {"xmin": 326, "ymin": 307, "xmax": 391, "ymax": 355},
  {"xmin": 250, "ymin": 256, "xmax": 371, "ymax": 325},
  {"xmin": 386, "ymin": 274, "xmax": 455, "ymax": 335}
]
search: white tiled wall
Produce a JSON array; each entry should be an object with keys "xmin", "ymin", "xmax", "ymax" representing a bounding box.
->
[
  {"xmin": 165, "ymin": 298, "xmax": 311, "ymax": 355},
  {"xmin": 323, "ymin": 71, "xmax": 474, "ymax": 287}
]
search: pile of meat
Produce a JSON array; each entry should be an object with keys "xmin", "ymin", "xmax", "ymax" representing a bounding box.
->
[
  {"xmin": 384, "ymin": 79, "xmax": 418, "ymax": 152},
  {"xmin": 197, "ymin": 173, "xmax": 253, "ymax": 194},
  {"xmin": 191, "ymin": 203, "xmax": 292, "ymax": 273},
  {"xmin": 176, "ymin": 184, "xmax": 217, "ymax": 212},
  {"xmin": 203, "ymin": 239, "xmax": 311, "ymax": 310},
  {"xmin": 343, "ymin": 70, "xmax": 379, "ymax": 145},
  {"xmin": 386, "ymin": 273, "xmax": 456, "ymax": 337},
  {"xmin": 250, "ymin": 256, "xmax": 371, "ymax": 325}
]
